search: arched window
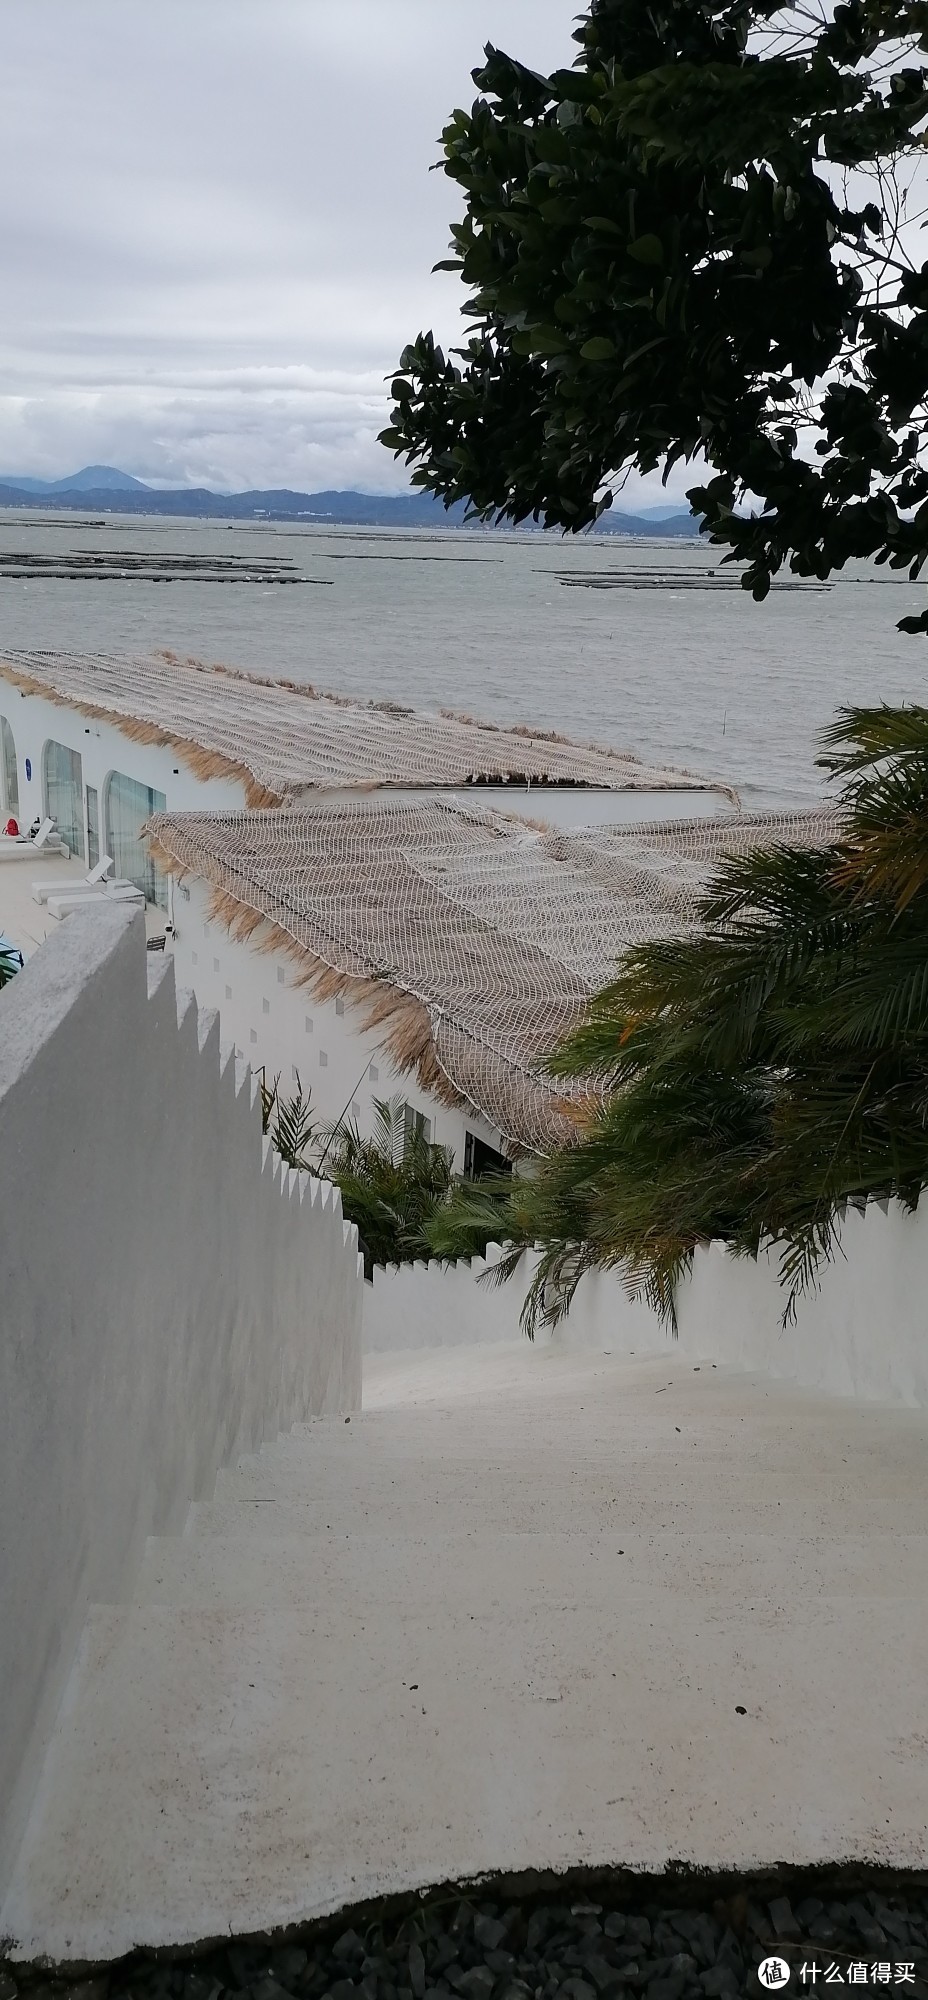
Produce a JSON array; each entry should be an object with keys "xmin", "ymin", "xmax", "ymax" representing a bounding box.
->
[
  {"xmin": 1, "ymin": 715, "xmax": 19, "ymax": 819},
  {"xmin": 43, "ymin": 740, "xmax": 84, "ymax": 859},
  {"xmin": 103, "ymin": 771, "xmax": 167, "ymax": 906}
]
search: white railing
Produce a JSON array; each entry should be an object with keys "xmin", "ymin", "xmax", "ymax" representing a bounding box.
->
[
  {"xmin": 0, "ymin": 904, "xmax": 364, "ymax": 1897},
  {"xmin": 365, "ymin": 1202, "xmax": 928, "ymax": 1407}
]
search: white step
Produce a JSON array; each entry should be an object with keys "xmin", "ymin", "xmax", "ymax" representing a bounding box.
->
[
  {"xmin": 5, "ymin": 1584, "xmax": 927, "ymax": 1962},
  {"xmin": 134, "ymin": 1528, "xmax": 928, "ymax": 1612},
  {"xmin": 187, "ymin": 1491, "xmax": 923, "ymax": 1541},
  {"xmin": 4, "ymin": 1343, "xmax": 928, "ymax": 1964}
]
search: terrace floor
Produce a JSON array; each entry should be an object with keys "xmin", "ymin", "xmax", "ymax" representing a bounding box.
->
[
  {"xmin": 4, "ymin": 1340, "xmax": 928, "ymax": 1963},
  {"xmin": 0, "ymin": 848, "xmax": 165, "ymax": 958}
]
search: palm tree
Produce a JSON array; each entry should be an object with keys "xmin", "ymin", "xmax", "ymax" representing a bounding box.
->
[
  {"xmin": 324, "ymin": 1097, "xmax": 456, "ymax": 1279},
  {"xmin": 426, "ymin": 706, "xmax": 928, "ymax": 1332},
  {"xmin": 0, "ymin": 942, "xmax": 22, "ymax": 989},
  {"xmin": 258, "ymin": 1078, "xmax": 465, "ymax": 1278},
  {"xmin": 259, "ymin": 1068, "xmax": 319, "ymax": 1170}
]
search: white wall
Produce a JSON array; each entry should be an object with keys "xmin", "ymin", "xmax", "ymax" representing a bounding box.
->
[
  {"xmin": 365, "ymin": 1203, "xmax": 928, "ymax": 1407},
  {"xmin": 364, "ymin": 1244, "xmax": 535, "ymax": 1350},
  {"xmin": 0, "ymin": 687, "xmax": 246, "ymax": 854},
  {"xmin": 172, "ymin": 873, "xmax": 511, "ymax": 1172},
  {"xmin": 1, "ymin": 689, "xmax": 525, "ymax": 1165},
  {"xmin": 680, "ymin": 1208, "xmax": 928, "ymax": 1404},
  {"xmin": 0, "ymin": 902, "xmax": 363, "ymax": 1898},
  {"xmin": 364, "ymin": 1251, "xmax": 659, "ymax": 1356}
]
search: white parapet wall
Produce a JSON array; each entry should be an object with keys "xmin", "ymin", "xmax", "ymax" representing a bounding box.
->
[
  {"xmin": 365, "ymin": 1201, "xmax": 928, "ymax": 1407},
  {"xmin": 363, "ymin": 1243, "xmax": 532, "ymax": 1351},
  {"xmin": 363, "ymin": 1248, "xmax": 661, "ymax": 1355},
  {"xmin": 0, "ymin": 903, "xmax": 363, "ymax": 1899},
  {"xmin": 681, "ymin": 1206, "xmax": 928, "ymax": 1404}
]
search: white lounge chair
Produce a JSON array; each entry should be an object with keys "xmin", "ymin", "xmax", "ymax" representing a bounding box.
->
[
  {"xmin": 0, "ymin": 819, "xmax": 67, "ymax": 863},
  {"xmin": 32, "ymin": 855, "xmax": 121, "ymax": 904},
  {"xmin": 46, "ymin": 884, "xmax": 145, "ymax": 920}
]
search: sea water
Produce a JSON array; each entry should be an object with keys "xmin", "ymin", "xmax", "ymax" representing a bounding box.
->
[{"xmin": 0, "ymin": 508, "xmax": 925, "ymax": 811}]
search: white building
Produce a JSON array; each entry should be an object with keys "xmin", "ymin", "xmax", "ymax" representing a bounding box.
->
[
  {"xmin": 0, "ymin": 644, "xmax": 733, "ymax": 911},
  {"xmin": 149, "ymin": 795, "xmax": 840, "ymax": 1171},
  {"xmin": 0, "ymin": 644, "xmax": 833, "ymax": 1172}
]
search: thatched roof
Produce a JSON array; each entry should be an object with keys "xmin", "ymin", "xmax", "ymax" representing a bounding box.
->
[
  {"xmin": 146, "ymin": 797, "xmax": 841, "ymax": 1153},
  {"xmin": 0, "ymin": 648, "xmax": 732, "ymax": 809}
]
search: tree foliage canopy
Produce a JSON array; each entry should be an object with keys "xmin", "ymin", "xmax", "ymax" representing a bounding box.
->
[
  {"xmin": 425, "ymin": 705, "xmax": 928, "ymax": 1328},
  {"xmin": 322, "ymin": 1097, "xmax": 457, "ymax": 1278},
  {"xmin": 382, "ymin": 0, "xmax": 928, "ymax": 624},
  {"xmin": 258, "ymin": 1082, "xmax": 475, "ymax": 1279}
]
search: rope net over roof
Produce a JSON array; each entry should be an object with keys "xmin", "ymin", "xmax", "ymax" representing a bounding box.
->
[
  {"xmin": 0, "ymin": 648, "xmax": 730, "ymax": 807},
  {"xmin": 147, "ymin": 798, "xmax": 841, "ymax": 1153}
]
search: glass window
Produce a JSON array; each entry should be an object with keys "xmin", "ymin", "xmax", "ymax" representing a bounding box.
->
[
  {"xmin": 464, "ymin": 1131, "xmax": 512, "ymax": 1181},
  {"xmin": 103, "ymin": 771, "xmax": 167, "ymax": 906},
  {"xmin": 43, "ymin": 740, "xmax": 84, "ymax": 859},
  {"xmin": 86, "ymin": 785, "xmax": 99, "ymax": 871},
  {"xmin": 1, "ymin": 715, "xmax": 19, "ymax": 819},
  {"xmin": 402, "ymin": 1103, "xmax": 432, "ymax": 1151}
]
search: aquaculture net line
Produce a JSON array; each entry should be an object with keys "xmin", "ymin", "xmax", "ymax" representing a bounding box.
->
[{"xmin": 147, "ymin": 797, "xmax": 841, "ymax": 1154}]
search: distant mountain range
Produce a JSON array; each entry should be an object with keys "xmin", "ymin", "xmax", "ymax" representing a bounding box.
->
[
  {"xmin": 0, "ymin": 466, "xmax": 700, "ymax": 536},
  {"xmin": 0, "ymin": 465, "xmax": 150, "ymax": 494}
]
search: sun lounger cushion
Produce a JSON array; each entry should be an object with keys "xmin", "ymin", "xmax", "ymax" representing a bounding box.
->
[{"xmin": 46, "ymin": 886, "xmax": 145, "ymax": 920}]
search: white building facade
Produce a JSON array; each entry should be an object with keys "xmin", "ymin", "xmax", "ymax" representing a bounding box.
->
[
  {"xmin": 0, "ymin": 685, "xmax": 489, "ymax": 1158},
  {"xmin": 0, "ymin": 687, "xmax": 247, "ymax": 906},
  {"xmin": 170, "ymin": 869, "xmax": 511, "ymax": 1171},
  {"xmin": 0, "ymin": 648, "xmax": 742, "ymax": 1171}
]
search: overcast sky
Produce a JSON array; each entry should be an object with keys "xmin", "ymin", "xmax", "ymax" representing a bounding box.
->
[{"xmin": 0, "ymin": 2, "xmax": 687, "ymax": 502}]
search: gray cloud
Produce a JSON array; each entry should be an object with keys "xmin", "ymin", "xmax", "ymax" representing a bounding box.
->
[{"xmin": 0, "ymin": 2, "xmax": 689, "ymax": 501}]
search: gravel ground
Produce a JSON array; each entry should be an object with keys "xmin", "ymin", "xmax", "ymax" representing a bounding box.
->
[{"xmin": 5, "ymin": 1879, "xmax": 928, "ymax": 2000}]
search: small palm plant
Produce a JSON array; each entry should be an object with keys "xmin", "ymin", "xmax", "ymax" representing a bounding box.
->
[
  {"xmin": 324, "ymin": 1097, "xmax": 455, "ymax": 1278},
  {"xmin": 256, "ymin": 1077, "xmax": 470, "ymax": 1276},
  {"xmin": 0, "ymin": 942, "xmax": 22, "ymax": 989},
  {"xmin": 426, "ymin": 704, "xmax": 928, "ymax": 1332},
  {"xmin": 259, "ymin": 1068, "xmax": 319, "ymax": 1170}
]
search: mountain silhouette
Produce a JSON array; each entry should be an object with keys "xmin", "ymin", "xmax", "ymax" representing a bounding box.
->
[
  {"xmin": 0, "ymin": 465, "xmax": 150, "ymax": 493},
  {"xmin": 0, "ymin": 471, "xmax": 698, "ymax": 534}
]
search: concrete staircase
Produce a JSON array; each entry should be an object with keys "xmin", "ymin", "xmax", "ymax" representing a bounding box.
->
[{"xmin": 4, "ymin": 1341, "xmax": 928, "ymax": 1965}]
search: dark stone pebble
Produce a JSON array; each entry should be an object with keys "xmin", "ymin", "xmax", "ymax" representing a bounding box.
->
[
  {"xmin": 578, "ymin": 1957, "xmax": 619, "ymax": 1993},
  {"xmin": 698, "ymin": 1973, "xmax": 738, "ymax": 1999},
  {"xmin": 472, "ymin": 1922, "xmax": 507, "ymax": 1954},
  {"xmin": 794, "ymin": 1897, "xmax": 824, "ymax": 1925},
  {"xmin": 332, "ymin": 1939, "xmax": 366, "ymax": 1967},
  {"xmin": 881, "ymin": 1908, "xmax": 917, "ymax": 1945},
  {"xmin": 272, "ymin": 1958, "xmax": 308, "ymax": 1987},
  {"xmin": 452, "ymin": 1972, "xmax": 494, "ymax": 2000},
  {"xmin": 6, "ymin": 1878, "xmax": 928, "ymax": 2000}
]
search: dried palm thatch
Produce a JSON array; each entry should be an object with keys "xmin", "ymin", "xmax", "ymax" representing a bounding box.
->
[
  {"xmin": 0, "ymin": 647, "xmax": 736, "ymax": 806},
  {"xmin": 147, "ymin": 796, "xmax": 840, "ymax": 1152}
]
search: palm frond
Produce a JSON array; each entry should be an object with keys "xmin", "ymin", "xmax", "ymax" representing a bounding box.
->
[
  {"xmin": 818, "ymin": 704, "xmax": 928, "ymax": 778},
  {"xmin": 467, "ymin": 701, "xmax": 928, "ymax": 1332}
]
